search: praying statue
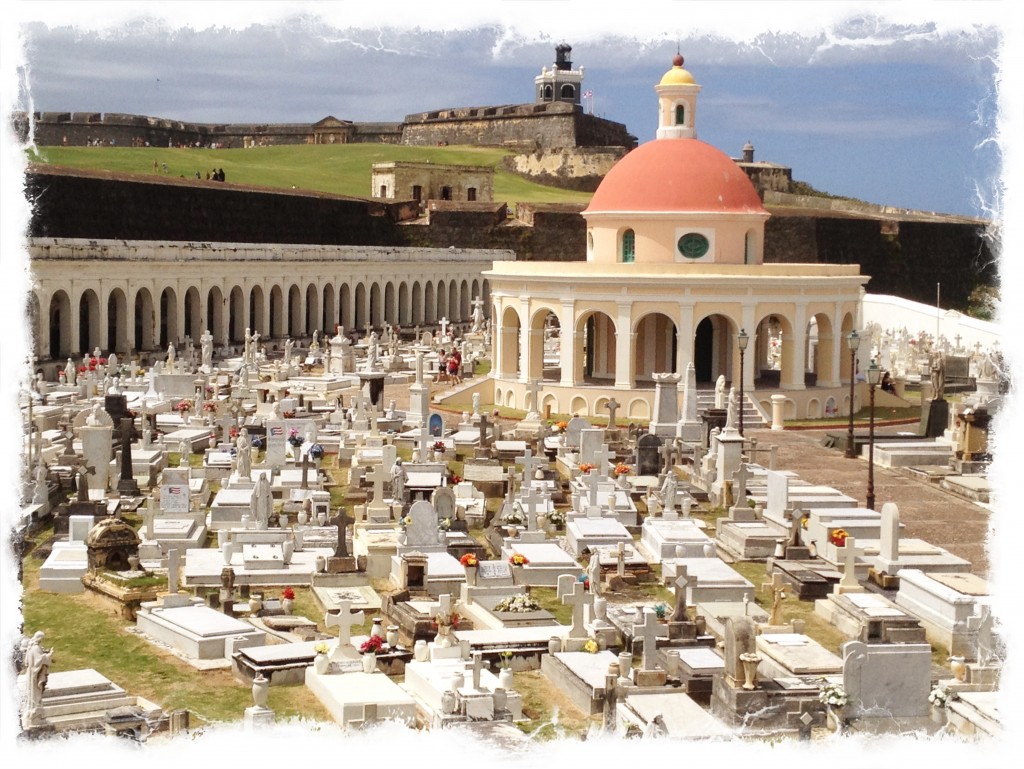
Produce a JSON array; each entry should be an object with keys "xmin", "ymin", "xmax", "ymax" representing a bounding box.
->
[
  {"xmin": 22, "ymin": 631, "xmax": 52, "ymax": 727},
  {"xmin": 236, "ymin": 428, "xmax": 252, "ymax": 478},
  {"xmin": 390, "ymin": 458, "xmax": 407, "ymax": 502}
]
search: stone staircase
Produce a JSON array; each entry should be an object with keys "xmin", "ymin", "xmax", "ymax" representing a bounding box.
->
[{"xmin": 693, "ymin": 390, "xmax": 767, "ymax": 429}]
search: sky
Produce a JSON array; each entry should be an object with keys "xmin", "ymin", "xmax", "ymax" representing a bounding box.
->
[
  {"xmin": 7, "ymin": 1, "xmax": 1006, "ymax": 219},
  {"xmin": 1, "ymin": 1, "xmax": 1023, "ymax": 764}
]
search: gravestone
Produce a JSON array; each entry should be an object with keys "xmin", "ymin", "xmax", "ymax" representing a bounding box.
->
[
  {"xmin": 635, "ymin": 434, "xmax": 663, "ymax": 476},
  {"xmin": 565, "ymin": 417, "xmax": 590, "ymax": 450},
  {"xmin": 431, "ymin": 486, "xmax": 457, "ymax": 523},
  {"xmin": 406, "ymin": 500, "xmax": 440, "ymax": 548}
]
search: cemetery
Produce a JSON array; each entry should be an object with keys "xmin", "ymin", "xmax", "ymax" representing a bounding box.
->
[{"xmin": 12, "ymin": 53, "xmax": 1005, "ymax": 752}]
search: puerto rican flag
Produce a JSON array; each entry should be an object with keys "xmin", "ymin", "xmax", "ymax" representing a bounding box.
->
[
  {"xmin": 270, "ymin": 426, "xmax": 283, "ymax": 436},
  {"xmin": 583, "ymin": 90, "xmax": 593, "ymax": 98},
  {"xmin": 168, "ymin": 487, "xmax": 181, "ymax": 495}
]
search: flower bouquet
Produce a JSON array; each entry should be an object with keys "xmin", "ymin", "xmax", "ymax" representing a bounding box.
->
[
  {"xmin": 494, "ymin": 594, "xmax": 541, "ymax": 613},
  {"xmin": 308, "ymin": 443, "xmax": 325, "ymax": 459},
  {"xmin": 313, "ymin": 642, "xmax": 329, "ymax": 655},
  {"xmin": 459, "ymin": 553, "xmax": 479, "ymax": 567},
  {"xmin": 613, "ymin": 463, "xmax": 631, "ymax": 477},
  {"xmin": 582, "ymin": 639, "xmax": 599, "ymax": 654},
  {"xmin": 174, "ymin": 399, "xmax": 191, "ymax": 415},
  {"xmin": 509, "ymin": 553, "xmax": 529, "ymax": 567},
  {"xmin": 929, "ymin": 683, "xmax": 956, "ymax": 709},
  {"xmin": 360, "ymin": 635, "xmax": 384, "ymax": 655},
  {"xmin": 288, "ymin": 428, "xmax": 304, "ymax": 447},
  {"xmin": 282, "ymin": 587, "xmax": 295, "ymax": 600},
  {"xmin": 502, "ymin": 503, "xmax": 525, "ymax": 525},
  {"xmin": 828, "ymin": 528, "xmax": 850, "ymax": 547},
  {"xmin": 818, "ymin": 679, "xmax": 848, "ymax": 708},
  {"xmin": 547, "ymin": 509, "xmax": 566, "ymax": 527},
  {"xmin": 438, "ymin": 517, "xmax": 452, "ymax": 532},
  {"xmin": 578, "ymin": 463, "xmax": 596, "ymax": 474}
]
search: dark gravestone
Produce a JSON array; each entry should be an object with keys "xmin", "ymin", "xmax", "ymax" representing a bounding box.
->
[
  {"xmin": 702, "ymin": 409, "xmax": 727, "ymax": 448},
  {"xmin": 635, "ymin": 434, "xmax": 663, "ymax": 476},
  {"xmin": 428, "ymin": 413, "xmax": 444, "ymax": 437},
  {"xmin": 919, "ymin": 398, "xmax": 949, "ymax": 439}
]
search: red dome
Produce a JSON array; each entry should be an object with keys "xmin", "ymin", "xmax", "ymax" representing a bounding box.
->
[{"xmin": 585, "ymin": 139, "xmax": 767, "ymax": 215}]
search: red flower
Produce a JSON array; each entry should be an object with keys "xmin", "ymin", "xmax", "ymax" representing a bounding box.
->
[
  {"xmin": 509, "ymin": 553, "xmax": 529, "ymax": 566},
  {"xmin": 460, "ymin": 553, "xmax": 478, "ymax": 567},
  {"xmin": 282, "ymin": 587, "xmax": 295, "ymax": 600},
  {"xmin": 359, "ymin": 635, "xmax": 384, "ymax": 654}
]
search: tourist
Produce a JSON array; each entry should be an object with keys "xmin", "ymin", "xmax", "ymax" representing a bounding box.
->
[{"xmin": 881, "ymin": 371, "xmax": 895, "ymax": 393}]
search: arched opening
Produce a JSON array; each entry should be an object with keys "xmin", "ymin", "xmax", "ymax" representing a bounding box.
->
[
  {"xmin": 634, "ymin": 312, "xmax": 678, "ymax": 384},
  {"xmin": 207, "ymin": 286, "xmax": 225, "ymax": 345},
  {"xmin": 694, "ymin": 314, "xmax": 734, "ymax": 384},
  {"xmin": 183, "ymin": 286, "xmax": 201, "ymax": 342},
  {"xmin": 499, "ymin": 306, "xmax": 522, "ymax": 378},
  {"xmin": 269, "ymin": 285, "xmax": 285, "ymax": 338},
  {"xmin": 575, "ymin": 310, "xmax": 616, "ymax": 385},
  {"xmin": 134, "ymin": 288, "xmax": 154, "ymax": 352},
  {"xmin": 424, "ymin": 282, "xmax": 436, "ymax": 324},
  {"xmin": 287, "ymin": 284, "xmax": 302, "ymax": 338},
  {"xmin": 322, "ymin": 283, "xmax": 336, "ymax": 334},
  {"xmin": 745, "ymin": 229, "xmax": 757, "ymax": 264},
  {"xmin": 460, "ymin": 280, "xmax": 471, "ymax": 321},
  {"xmin": 753, "ymin": 313, "xmax": 795, "ymax": 388},
  {"xmin": 675, "ymin": 104, "xmax": 685, "ymax": 125},
  {"xmin": 340, "ymin": 284, "xmax": 352, "ymax": 331},
  {"xmin": 370, "ymin": 282, "xmax": 382, "ymax": 327},
  {"xmin": 528, "ymin": 309, "xmax": 561, "ymax": 381},
  {"xmin": 436, "ymin": 281, "xmax": 448, "ymax": 324},
  {"xmin": 398, "ymin": 282, "xmax": 410, "ymax": 326},
  {"xmin": 305, "ymin": 284, "xmax": 320, "ymax": 338},
  {"xmin": 807, "ymin": 313, "xmax": 836, "ymax": 386},
  {"xmin": 159, "ymin": 287, "xmax": 177, "ymax": 348},
  {"xmin": 49, "ymin": 290, "xmax": 71, "ymax": 359},
  {"xmin": 107, "ymin": 288, "xmax": 127, "ymax": 354},
  {"xmin": 354, "ymin": 283, "xmax": 367, "ymax": 331},
  {"xmin": 448, "ymin": 279, "xmax": 458, "ymax": 321},
  {"xmin": 249, "ymin": 286, "xmax": 265, "ymax": 336},
  {"xmin": 229, "ymin": 286, "xmax": 245, "ymax": 343},
  {"xmin": 78, "ymin": 289, "xmax": 100, "ymax": 354},
  {"xmin": 384, "ymin": 282, "xmax": 396, "ymax": 326},
  {"xmin": 543, "ymin": 84, "xmax": 553, "ymax": 100},
  {"xmin": 561, "ymin": 84, "xmax": 575, "ymax": 99}
]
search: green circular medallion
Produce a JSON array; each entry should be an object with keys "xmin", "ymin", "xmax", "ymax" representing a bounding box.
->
[{"xmin": 677, "ymin": 233, "xmax": 709, "ymax": 259}]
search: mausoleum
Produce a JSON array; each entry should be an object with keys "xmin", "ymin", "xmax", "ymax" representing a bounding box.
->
[{"xmin": 485, "ymin": 56, "xmax": 869, "ymax": 421}]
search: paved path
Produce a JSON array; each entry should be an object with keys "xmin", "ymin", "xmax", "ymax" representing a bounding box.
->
[{"xmin": 744, "ymin": 426, "xmax": 993, "ymax": 577}]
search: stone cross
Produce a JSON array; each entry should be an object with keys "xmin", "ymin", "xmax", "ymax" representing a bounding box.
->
[
  {"xmin": 761, "ymin": 572, "xmax": 787, "ymax": 626},
  {"xmin": 592, "ymin": 445, "xmax": 616, "ymax": 477},
  {"xmin": 837, "ymin": 536, "xmax": 861, "ymax": 591},
  {"xmin": 605, "ymin": 398, "xmax": 620, "ymax": 429},
  {"xmin": 417, "ymin": 423, "xmax": 431, "ymax": 463},
  {"xmin": 522, "ymin": 486, "xmax": 545, "ymax": 531},
  {"xmin": 518, "ymin": 448, "xmax": 545, "ymax": 484},
  {"xmin": 616, "ymin": 541, "xmax": 626, "ymax": 577},
  {"xmin": 439, "ymin": 317, "xmax": 449, "ymax": 339},
  {"xmin": 582, "ymin": 469, "xmax": 602, "ymax": 509},
  {"xmin": 366, "ymin": 463, "xmax": 389, "ymax": 509},
  {"xmin": 967, "ymin": 607, "xmax": 995, "ymax": 666},
  {"xmin": 634, "ymin": 608, "xmax": 660, "ymax": 671},
  {"xmin": 429, "ymin": 594, "xmax": 455, "ymax": 646},
  {"xmin": 301, "ymin": 454, "xmax": 311, "ymax": 490},
  {"xmin": 330, "ymin": 507, "xmax": 352, "ymax": 558},
  {"xmin": 670, "ymin": 565, "xmax": 689, "ymax": 622},
  {"xmin": 561, "ymin": 580, "xmax": 594, "ymax": 638},
  {"xmin": 524, "ymin": 378, "xmax": 543, "ymax": 419},
  {"xmin": 477, "ymin": 413, "xmax": 490, "ymax": 447},
  {"xmin": 143, "ymin": 496, "xmax": 156, "ymax": 540},
  {"xmin": 326, "ymin": 601, "xmax": 364, "ymax": 657},
  {"xmin": 167, "ymin": 549, "xmax": 180, "ymax": 593},
  {"xmin": 732, "ymin": 463, "xmax": 753, "ymax": 509},
  {"xmin": 880, "ymin": 502, "xmax": 900, "ymax": 564}
]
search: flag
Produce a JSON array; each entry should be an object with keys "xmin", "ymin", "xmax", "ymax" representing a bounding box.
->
[
  {"xmin": 168, "ymin": 487, "xmax": 181, "ymax": 495},
  {"xmin": 270, "ymin": 426, "xmax": 283, "ymax": 436},
  {"xmin": 583, "ymin": 90, "xmax": 593, "ymax": 98}
]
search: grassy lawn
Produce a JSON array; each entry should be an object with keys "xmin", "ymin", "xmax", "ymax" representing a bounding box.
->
[{"xmin": 26, "ymin": 144, "xmax": 594, "ymax": 206}]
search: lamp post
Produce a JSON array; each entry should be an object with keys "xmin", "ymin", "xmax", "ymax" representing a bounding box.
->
[
  {"xmin": 737, "ymin": 329, "xmax": 749, "ymax": 437},
  {"xmin": 866, "ymin": 360, "xmax": 881, "ymax": 510},
  {"xmin": 844, "ymin": 331, "xmax": 861, "ymax": 458}
]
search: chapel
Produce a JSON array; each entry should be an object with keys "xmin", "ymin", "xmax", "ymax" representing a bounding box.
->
[{"xmin": 485, "ymin": 55, "xmax": 869, "ymax": 422}]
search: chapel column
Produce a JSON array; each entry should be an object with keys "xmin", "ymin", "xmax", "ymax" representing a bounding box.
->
[{"xmin": 614, "ymin": 302, "xmax": 634, "ymax": 389}]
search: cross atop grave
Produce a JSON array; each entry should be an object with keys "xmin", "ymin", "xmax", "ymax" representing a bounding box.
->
[
  {"xmin": 582, "ymin": 468, "xmax": 602, "ymax": 509},
  {"xmin": 366, "ymin": 463, "xmax": 389, "ymax": 511},
  {"xmin": 142, "ymin": 496, "xmax": 157, "ymax": 541},
  {"xmin": 592, "ymin": 445, "xmax": 616, "ymax": 477},
  {"xmin": 524, "ymin": 378, "xmax": 543, "ymax": 419},
  {"xmin": 416, "ymin": 423, "xmax": 431, "ymax": 463},
  {"xmin": 439, "ymin": 317, "xmax": 450, "ymax": 340},
  {"xmin": 605, "ymin": 398, "xmax": 620, "ymax": 429},
  {"xmin": 561, "ymin": 580, "xmax": 594, "ymax": 638},
  {"xmin": 429, "ymin": 594, "xmax": 456, "ymax": 647},
  {"xmin": 966, "ymin": 606, "xmax": 995, "ymax": 666},
  {"xmin": 475, "ymin": 410, "xmax": 490, "ymax": 444},
  {"xmin": 325, "ymin": 600, "xmax": 364, "ymax": 657},
  {"xmin": 634, "ymin": 608, "xmax": 661, "ymax": 671},
  {"xmin": 954, "ymin": 333, "xmax": 963, "ymax": 350},
  {"xmin": 616, "ymin": 541, "xmax": 627, "ymax": 577},
  {"xmin": 788, "ymin": 508, "xmax": 804, "ymax": 546},
  {"xmin": 670, "ymin": 565, "xmax": 689, "ymax": 622},
  {"xmin": 517, "ymin": 448, "xmax": 545, "ymax": 485},
  {"xmin": 329, "ymin": 507, "xmax": 353, "ymax": 558},
  {"xmin": 301, "ymin": 454, "xmax": 312, "ymax": 490},
  {"xmin": 521, "ymin": 486, "xmax": 546, "ymax": 532},
  {"xmin": 837, "ymin": 536, "xmax": 862, "ymax": 591},
  {"xmin": 732, "ymin": 463, "xmax": 753, "ymax": 508},
  {"xmin": 761, "ymin": 572, "xmax": 787, "ymax": 626}
]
